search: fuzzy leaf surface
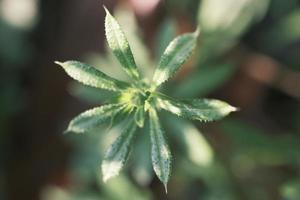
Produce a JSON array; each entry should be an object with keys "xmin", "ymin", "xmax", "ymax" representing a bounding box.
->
[
  {"xmin": 66, "ymin": 104, "xmax": 125, "ymax": 133},
  {"xmin": 102, "ymin": 118, "xmax": 137, "ymax": 182},
  {"xmin": 157, "ymin": 94, "xmax": 237, "ymax": 122},
  {"xmin": 56, "ymin": 61, "xmax": 129, "ymax": 91},
  {"xmin": 152, "ymin": 31, "xmax": 198, "ymax": 87},
  {"xmin": 149, "ymin": 108, "xmax": 171, "ymax": 192},
  {"xmin": 104, "ymin": 7, "xmax": 140, "ymax": 80}
]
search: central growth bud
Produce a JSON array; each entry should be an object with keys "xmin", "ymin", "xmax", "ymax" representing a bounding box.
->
[{"xmin": 119, "ymin": 85, "xmax": 154, "ymax": 109}]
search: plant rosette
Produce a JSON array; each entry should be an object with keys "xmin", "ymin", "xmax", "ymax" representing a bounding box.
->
[{"xmin": 55, "ymin": 6, "xmax": 237, "ymax": 193}]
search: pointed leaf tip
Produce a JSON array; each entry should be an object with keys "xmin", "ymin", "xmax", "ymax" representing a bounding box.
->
[
  {"xmin": 149, "ymin": 109, "xmax": 172, "ymax": 190},
  {"xmin": 54, "ymin": 61, "xmax": 63, "ymax": 65},
  {"xmin": 233, "ymin": 106, "xmax": 240, "ymax": 112},
  {"xmin": 194, "ymin": 26, "xmax": 201, "ymax": 36},
  {"xmin": 103, "ymin": 5, "xmax": 109, "ymax": 14},
  {"xmin": 164, "ymin": 183, "xmax": 168, "ymax": 194},
  {"xmin": 104, "ymin": 6, "xmax": 140, "ymax": 80},
  {"xmin": 55, "ymin": 60, "xmax": 130, "ymax": 91}
]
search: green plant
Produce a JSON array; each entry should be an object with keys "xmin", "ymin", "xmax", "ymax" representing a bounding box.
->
[{"xmin": 55, "ymin": 7, "xmax": 237, "ymax": 192}]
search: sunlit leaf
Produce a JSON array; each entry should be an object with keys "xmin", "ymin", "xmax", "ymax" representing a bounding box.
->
[
  {"xmin": 149, "ymin": 108, "xmax": 171, "ymax": 192},
  {"xmin": 181, "ymin": 123, "xmax": 213, "ymax": 166},
  {"xmin": 165, "ymin": 116, "xmax": 214, "ymax": 166},
  {"xmin": 198, "ymin": 0, "xmax": 270, "ymax": 60},
  {"xmin": 40, "ymin": 186, "xmax": 106, "ymax": 200},
  {"xmin": 104, "ymin": 7, "xmax": 140, "ymax": 80},
  {"xmin": 56, "ymin": 6, "xmax": 238, "ymax": 191},
  {"xmin": 157, "ymin": 94, "xmax": 237, "ymax": 121},
  {"xmin": 100, "ymin": 174, "xmax": 152, "ymax": 200},
  {"xmin": 199, "ymin": 0, "xmax": 269, "ymax": 36},
  {"xmin": 66, "ymin": 103, "xmax": 125, "ymax": 134},
  {"xmin": 281, "ymin": 180, "xmax": 300, "ymax": 200},
  {"xmin": 114, "ymin": 6, "xmax": 153, "ymax": 79},
  {"xmin": 152, "ymin": 30, "xmax": 199, "ymax": 87},
  {"xmin": 55, "ymin": 61, "xmax": 129, "ymax": 91},
  {"xmin": 102, "ymin": 118, "xmax": 137, "ymax": 182}
]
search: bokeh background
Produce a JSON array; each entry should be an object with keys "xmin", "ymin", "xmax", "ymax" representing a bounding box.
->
[{"xmin": 1, "ymin": 0, "xmax": 300, "ymax": 199}]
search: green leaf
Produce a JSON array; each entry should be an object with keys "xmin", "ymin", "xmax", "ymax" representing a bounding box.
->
[
  {"xmin": 131, "ymin": 125, "xmax": 153, "ymax": 186},
  {"xmin": 66, "ymin": 103, "xmax": 125, "ymax": 133},
  {"xmin": 104, "ymin": 7, "xmax": 140, "ymax": 80},
  {"xmin": 85, "ymin": 52, "xmax": 128, "ymax": 81},
  {"xmin": 102, "ymin": 118, "xmax": 137, "ymax": 182},
  {"xmin": 114, "ymin": 6, "xmax": 153, "ymax": 79},
  {"xmin": 281, "ymin": 180, "xmax": 300, "ymax": 200},
  {"xmin": 134, "ymin": 106, "xmax": 145, "ymax": 128},
  {"xmin": 197, "ymin": 0, "xmax": 269, "ymax": 60},
  {"xmin": 152, "ymin": 30, "xmax": 199, "ymax": 87},
  {"xmin": 68, "ymin": 82, "xmax": 112, "ymax": 104},
  {"xmin": 101, "ymin": 174, "xmax": 152, "ymax": 200},
  {"xmin": 157, "ymin": 94, "xmax": 237, "ymax": 122},
  {"xmin": 260, "ymin": 8, "xmax": 300, "ymax": 53},
  {"xmin": 199, "ymin": 0, "xmax": 269, "ymax": 35},
  {"xmin": 174, "ymin": 63, "xmax": 236, "ymax": 98},
  {"xmin": 165, "ymin": 117, "xmax": 214, "ymax": 166},
  {"xmin": 155, "ymin": 18, "xmax": 176, "ymax": 61},
  {"xmin": 55, "ymin": 61, "xmax": 129, "ymax": 91},
  {"xmin": 220, "ymin": 119, "xmax": 300, "ymax": 165},
  {"xmin": 149, "ymin": 108, "xmax": 171, "ymax": 193}
]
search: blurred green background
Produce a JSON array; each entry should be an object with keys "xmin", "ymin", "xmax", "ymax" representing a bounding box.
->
[{"xmin": 1, "ymin": 0, "xmax": 300, "ymax": 199}]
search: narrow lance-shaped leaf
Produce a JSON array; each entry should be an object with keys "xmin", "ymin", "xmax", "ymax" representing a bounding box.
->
[
  {"xmin": 104, "ymin": 7, "xmax": 140, "ymax": 80},
  {"xmin": 114, "ymin": 6, "xmax": 153, "ymax": 79},
  {"xmin": 55, "ymin": 61, "xmax": 129, "ymax": 91},
  {"xmin": 157, "ymin": 94, "xmax": 238, "ymax": 122},
  {"xmin": 149, "ymin": 108, "xmax": 172, "ymax": 193},
  {"xmin": 66, "ymin": 103, "xmax": 125, "ymax": 134},
  {"xmin": 152, "ymin": 29, "xmax": 199, "ymax": 87},
  {"xmin": 134, "ymin": 106, "xmax": 145, "ymax": 128},
  {"xmin": 102, "ymin": 118, "xmax": 137, "ymax": 182}
]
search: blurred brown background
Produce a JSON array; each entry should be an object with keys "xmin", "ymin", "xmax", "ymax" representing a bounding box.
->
[{"xmin": 1, "ymin": 0, "xmax": 300, "ymax": 200}]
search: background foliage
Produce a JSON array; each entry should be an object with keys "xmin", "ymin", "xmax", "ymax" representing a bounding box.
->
[{"xmin": 1, "ymin": 0, "xmax": 300, "ymax": 200}]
